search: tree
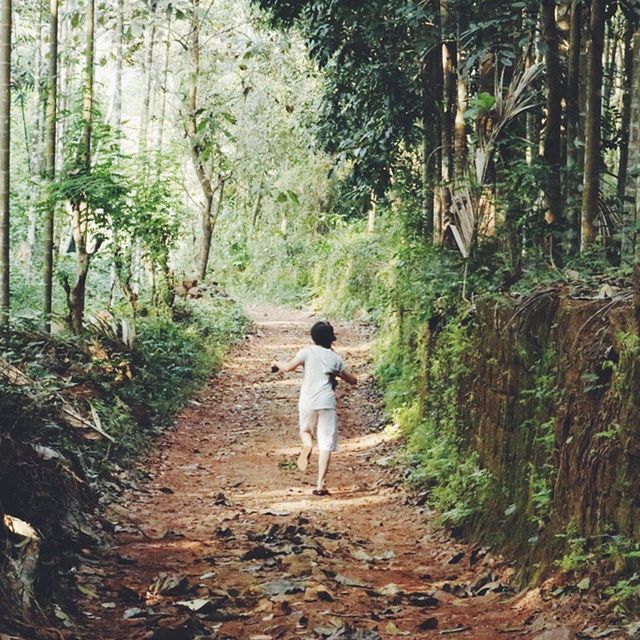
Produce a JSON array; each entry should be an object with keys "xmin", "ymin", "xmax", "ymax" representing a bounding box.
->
[
  {"xmin": 139, "ymin": 0, "xmax": 158, "ymax": 158},
  {"xmin": 65, "ymin": 0, "xmax": 96, "ymax": 334},
  {"xmin": 623, "ymin": 26, "xmax": 640, "ymax": 263},
  {"xmin": 541, "ymin": 0, "xmax": 563, "ymax": 233},
  {"xmin": 0, "ymin": 0, "xmax": 10, "ymax": 328},
  {"xmin": 43, "ymin": 0, "xmax": 59, "ymax": 332},
  {"xmin": 565, "ymin": 0, "xmax": 582, "ymax": 250},
  {"xmin": 581, "ymin": 0, "xmax": 606, "ymax": 252}
]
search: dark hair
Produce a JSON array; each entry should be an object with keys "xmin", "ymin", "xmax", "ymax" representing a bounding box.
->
[{"xmin": 310, "ymin": 321, "xmax": 336, "ymax": 348}]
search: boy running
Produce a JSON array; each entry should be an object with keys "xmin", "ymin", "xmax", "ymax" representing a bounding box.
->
[{"xmin": 271, "ymin": 321, "xmax": 357, "ymax": 495}]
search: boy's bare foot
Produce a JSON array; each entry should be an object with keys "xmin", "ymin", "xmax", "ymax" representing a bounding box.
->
[
  {"xmin": 297, "ymin": 445, "xmax": 312, "ymax": 471},
  {"xmin": 312, "ymin": 488, "xmax": 330, "ymax": 496}
]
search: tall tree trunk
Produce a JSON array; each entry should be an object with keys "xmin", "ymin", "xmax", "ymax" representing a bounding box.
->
[
  {"xmin": 618, "ymin": 15, "xmax": 635, "ymax": 206},
  {"xmin": 139, "ymin": 2, "xmax": 157, "ymax": 158},
  {"xmin": 623, "ymin": 29, "xmax": 640, "ymax": 263},
  {"xmin": 580, "ymin": 0, "xmax": 606, "ymax": 252},
  {"xmin": 0, "ymin": 0, "xmax": 10, "ymax": 328},
  {"xmin": 187, "ymin": 0, "xmax": 216, "ymax": 283},
  {"xmin": 66, "ymin": 0, "xmax": 95, "ymax": 334},
  {"xmin": 80, "ymin": 0, "xmax": 94, "ymax": 171},
  {"xmin": 440, "ymin": 0, "xmax": 455, "ymax": 186},
  {"xmin": 113, "ymin": 0, "xmax": 124, "ymax": 141},
  {"xmin": 454, "ymin": 6, "xmax": 467, "ymax": 178},
  {"xmin": 578, "ymin": 6, "xmax": 590, "ymax": 186},
  {"xmin": 566, "ymin": 0, "xmax": 582, "ymax": 252},
  {"xmin": 24, "ymin": 14, "xmax": 45, "ymax": 273},
  {"xmin": 432, "ymin": 6, "xmax": 446, "ymax": 244},
  {"xmin": 57, "ymin": 16, "xmax": 69, "ymax": 173},
  {"xmin": 602, "ymin": 19, "xmax": 619, "ymax": 115},
  {"xmin": 155, "ymin": 9, "xmax": 172, "ymax": 173},
  {"xmin": 43, "ymin": 0, "xmax": 59, "ymax": 333},
  {"xmin": 541, "ymin": 0, "xmax": 564, "ymax": 232}
]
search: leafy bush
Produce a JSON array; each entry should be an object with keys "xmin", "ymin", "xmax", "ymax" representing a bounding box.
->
[
  {"xmin": 119, "ymin": 295, "xmax": 251, "ymax": 428},
  {"xmin": 311, "ymin": 227, "xmax": 388, "ymax": 320}
]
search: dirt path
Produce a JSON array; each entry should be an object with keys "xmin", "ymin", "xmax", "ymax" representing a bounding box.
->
[{"xmin": 76, "ymin": 306, "xmax": 558, "ymax": 640}]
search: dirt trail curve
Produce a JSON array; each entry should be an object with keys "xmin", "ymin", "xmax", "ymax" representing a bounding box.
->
[{"xmin": 77, "ymin": 306, "xmax": 555, "ymax": 640}]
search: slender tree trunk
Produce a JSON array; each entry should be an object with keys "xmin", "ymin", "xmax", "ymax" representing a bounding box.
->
[
  {"xmin": 187, "ymin": 0, "xmax": 216, "ymax": 282},
  {"xmin": 43, "ymin": 0, "xmax": 59, "ymax": 333},
  {"xmin": 0, "ymin": 0, "xmax": 11, "ymax": 328},
  {"xmin": 139, "ymin": 2, "xmax": 157, "ymax": 158},
  {"xmin": 623, "ymin": 29, "xmax": 640, "ymax": 263},
  {"xmin": 578, "ymin": 6, "xmax": 590, "ymax": 182},
  {"xmin": 81, "ymin": 0, "xmax": 94, "ymax": 171},
  {"xmin": 420, "ymin": 44, "xmax": 439, "ymax": 241},
  {"xmin": 432, "ymin": 8, "xmax": 445, "ymax": 244},
  {"xmin": 618, "ymin": 16, "xmax": 635, "ymax": 205},
  {"xmin": 440, "ymin": 0, "xmax": 455, "ymax": 186},
  {"xmin": 580, "ymin": 0, "xmax": 606, "ymax": 252},
  {"xmin": 541, "ymin": 0, "xmax": 564, "ymax": 230},
  {"xmin": 57, "ymin": 16, "xmax": 69, "ymax": 174},
  {"xmin": 454, "ymin": 7, "xmax": 467, "ymax": 178},
  {"xmin": 155, "ymin": 10, "xmax": 172, "ymax": 173},
  {"xmin": 525, "ymin": 40, "xmax": 539, "ymax": 166},
  {"xmin": 113, "ymin": 0, "xmax": 124, "ymax": 140},
  {"xmin": 67, "ymin": 0, "xmax": 95, "ymax": 334},
  {"xmin": 565, "ymin": 0, "xmax": 582, "ymax": 252},
  {"xmin": 24, "ymin": 15, "xmax": 45, "ymax": 273},
  {"xmin": 602, "ymin": 19, "xmax": 619, "ymax": 115}
]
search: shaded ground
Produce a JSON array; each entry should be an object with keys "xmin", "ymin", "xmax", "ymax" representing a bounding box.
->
[{"xmin": 74, "ymin": 306, "xmax": 598, "ymax": 639}]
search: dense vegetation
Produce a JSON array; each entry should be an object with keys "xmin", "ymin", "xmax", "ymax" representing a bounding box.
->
[{"xmin": 2, "ymin": 0, "xmax": 640, "ymax": 628}]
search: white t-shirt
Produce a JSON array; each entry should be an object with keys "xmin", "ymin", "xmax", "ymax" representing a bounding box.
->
[{"xmin": 294, "ymin": 345, "xmax": 346, "ymax": 411}]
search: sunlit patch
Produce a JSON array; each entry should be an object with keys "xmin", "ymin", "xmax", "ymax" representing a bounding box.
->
[
  {"xmin": 264, "ymin": 492, "xmax": 389, "ymax": 513},
  {"xmin": 274, "ymin": 429, "xmax": 396, "ymax": 457}
]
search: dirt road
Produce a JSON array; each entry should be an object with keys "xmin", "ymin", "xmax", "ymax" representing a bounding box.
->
[{"xmin": 76, "ymin": 306, "xmax": 567, "ymax": 639}]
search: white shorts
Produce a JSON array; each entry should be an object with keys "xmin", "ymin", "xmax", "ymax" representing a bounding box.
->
[{"xmin": 299, "ymin": 408, "xmax": 338, "ymax": 452}]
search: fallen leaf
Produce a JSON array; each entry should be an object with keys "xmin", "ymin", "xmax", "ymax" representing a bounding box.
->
[
  {"xmin": 176, "ymin": 598, "xmax": 212, "ymax": 613},
  {"xmin": 576, "ymin": 577, "xmax": 591, "ymax": 592},
  {"xmin": 385, "ymin": 621, "xmax": 408, "ymax": 635}
]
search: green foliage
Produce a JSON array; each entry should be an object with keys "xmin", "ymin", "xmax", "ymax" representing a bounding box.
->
[
  {"xmin": 557, "ymin": 529, "xmax": 593, "ymax": 573},
  {"xmin": 311, "ymin": 226, "xmax": 388, "ymax": 319},
  {"xmin": 395, "ymin": 319, "xmax": 492, "ymax": 527},
  {"xmin": 465, "ymin": 92, "xmax": 496, "ymax": 121},
  {"xmin": 556, "ymin": 530, "xmax": 640, "ymax": 614},
  {"xmin": 253, "ymin": 0, "xmax": 430, "ymax": 197},
  {"xmin": 119, "ymin": 295, "xmax": 251, "ymax": 427},
  {"xmin": 605, "ymin": 577, "xmax": 640, "ymax": 615},
  {"xmin": 518, "ymin": 351, "xmax": 561, "ymax": 532}
]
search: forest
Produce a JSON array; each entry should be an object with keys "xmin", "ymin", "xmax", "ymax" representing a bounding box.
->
[{"xmin": 2, "ymin": 0, "xmax": 640, "ymax": 638}]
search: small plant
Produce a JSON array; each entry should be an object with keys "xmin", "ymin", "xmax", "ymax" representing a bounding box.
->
[
  {"xmin": 557, "ymin": 529, "xmax": 594, "ymax": 573},
  {"xmin": 605, "ymin": 575, "xmax": 640, "ymax": 615}
]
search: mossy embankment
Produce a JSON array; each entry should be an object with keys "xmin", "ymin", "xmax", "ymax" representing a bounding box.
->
[{"xmin": 381, "ymin": 280, "xmax": 640, "ymax": 608}]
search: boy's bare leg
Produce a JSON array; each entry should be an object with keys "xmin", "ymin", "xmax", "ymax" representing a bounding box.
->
[
  {"xmin": 297, "ymin": 432, "xmax": 313, "ymax": 471},
  {"xmin": 317, "ymin": 450, "xmax": 331, "ymax": 492}
]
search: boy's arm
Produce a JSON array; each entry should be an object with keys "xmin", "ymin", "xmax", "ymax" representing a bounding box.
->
[
  {"xmin": 337, "ymin": 368, "xmax": 357, "ymax": 385},
  {"xmin": 271, "ymin": 355, "xmax": 303, "ymax": 373}
]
